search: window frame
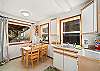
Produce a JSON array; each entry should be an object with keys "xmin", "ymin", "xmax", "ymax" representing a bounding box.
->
[
  {"xmin": 8, "ymin": 19, "xmax": 32, "ymax": 45},
  {"xmin": 40, "ymin": 23, "xmax": 49, "ymax": 43},
  {"xmin": 60, "ymin": 15, "xmax": 81, "ymax": 45}
]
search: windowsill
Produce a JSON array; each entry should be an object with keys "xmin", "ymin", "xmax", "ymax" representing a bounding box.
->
[
  {"xmin": 41, "ymin": 41, "xmax": 49, "ymax": 44},
  {"xmin": 9, "ymin": 41, "xmax": 31, "ymax": 45}
]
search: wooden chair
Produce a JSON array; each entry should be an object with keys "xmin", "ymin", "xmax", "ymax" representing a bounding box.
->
[
  {"xmin": 39, "ymin": 44, "xmax": 48, "ymax": 62},
  {"xmin": 28, "ymin": 45, "xmax": 40, "ymax": 67}
]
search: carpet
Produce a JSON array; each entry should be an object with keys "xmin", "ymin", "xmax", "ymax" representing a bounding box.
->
[{"xmin": 44, "ymin": 66, "xmax": 60, "ymax": 71}]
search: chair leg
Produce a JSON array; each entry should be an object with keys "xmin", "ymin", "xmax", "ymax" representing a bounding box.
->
[
  {"xmin": 37, "ymin": 58, "xmax": 39, "ymax": 64},
  {"xmin": 46, "ymin": 54, "xmax": 48, "ymax": 60},
  {"xmin": 31, "ymin": 59, "xmax": 33, "ymax": 67}
]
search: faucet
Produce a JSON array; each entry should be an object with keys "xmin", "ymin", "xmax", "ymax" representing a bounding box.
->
[
  {"xmin": 66, "ymin": 42, "xmax": 69, "ymax": 45},
  {"xmin": 73, "ymin": 43, "xmax": 76, "ymax": 48}
]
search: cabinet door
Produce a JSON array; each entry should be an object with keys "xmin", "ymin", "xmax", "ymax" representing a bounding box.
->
[
  {"xmin": 64, "ymin": 55, "xmax": 78, "ymax": 71},
  {"xmin": 82, "ymin": 3, "xmax": 94, "ymax": 33},
  {"xmin": 49, "ymin": 18, "xmax": 60, "ymax": 44},
  {"xmin": 78, "ymin": 55, "xmax": 100, "ymax": 71},
  {"xmin": 50, "ymin": 19, "xmax": 57, "ymax": 34},
  {"xmin": 94, "ymin": 0, "xmax": 97, "ymax": 32},
  {"xmin": 53, "ymin": 52, "xmax": 63, "ymax": 70}
]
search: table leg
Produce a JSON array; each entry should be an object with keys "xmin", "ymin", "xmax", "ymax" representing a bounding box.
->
[{"xmin": 22, "ymin": 48, "xmax": 24, "ymax": 62}]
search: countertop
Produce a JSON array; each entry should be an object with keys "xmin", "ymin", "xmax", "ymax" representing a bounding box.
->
[
  {"xmin": 51, "ymin": 44, "xmax": 100, "ymax": 60},
  {"xmin": 51, "ymin": 44, "xmax": 80, "ymax": 53}
]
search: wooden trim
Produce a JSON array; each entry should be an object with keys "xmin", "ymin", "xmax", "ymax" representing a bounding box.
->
[
  {"xmin": 53, "ymin": 50, "xmax": 64, "ymax": 55},
  {"xmin": 97, "ymin": 0, "xmax": 98, "ymax": 32},
  {"xmin": 8, "ymin": 21, "xmax": 31, "ymax": 26},
  {"xmin": 8, "ymin": 18, "xmax": 32, "ymax": 24},
  {"xmin": 60, "ymin": 15, "xmax": 81, "ymax": 45},
  {"xmin": 53, "ymin": 47, "xmax": 64, "ymax": 51},
  {"xmin": 53, "ymin": 46, "xmax": 78, "ymax": 53},
  {"xmin": 9, "ymin": 41, "xmax": 31, "ymax": 46},
  {"xmin": 60, "ymin": 20, "xmax": 61, "ymax": 44},
  {"xmin": 40, "ymin": 23, "xmax": 49, "ymax": 43},
  {"xmin": 60, "ymin": 14, "xmax": 81, "ymax": 22},
  {"xmin": 40, "ymin": 23, "xmax": 49, "ymax": 26},
  {"xmin": 80, "ymin": 15, "xmax": 82, "ymax": 46},
  {"xmin": 82, "ymin": 32, "xmax": 96, "ymax": 34},
  {"xmin": 80, "ymin": 9, "xmax": 83, "ymax": 47},
  {"xmin": 48, "ymin": 22, "xmax": 49, "ymax": 44},
  {"xmin": 63, "ymin": 53, "xmax": 77, "ymax": 59},
  {"xmin": 81, "ymin": 0, "xmax": 94, "ymax": 10},
  {"xmin": 64, "ymin": 49, "xmax": 78, "ymax": 53}
]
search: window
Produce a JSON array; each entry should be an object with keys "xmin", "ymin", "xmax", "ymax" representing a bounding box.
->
[
  {"xmin": 8, "ymin": 23, "xmax": 31, "ymax": 43},
  {"xmin": 63, "ymin": 33, "xmax": 80, "ymax": 45},
  {"xmin": 61, "ymin": 15, "xmax": 80, "ymax": 45},
  {"xmin": 40, "ymin": 23, "xmax": 49, "ymax": 42},
  {"xmin": 63, "ymin": 19, "xmax": 80, "ymax": 32}
]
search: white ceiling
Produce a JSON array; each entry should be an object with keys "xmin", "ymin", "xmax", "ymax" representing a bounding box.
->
[{"xmin": 0, "ymin": 0, "xmax": 88, "ymax": 22}]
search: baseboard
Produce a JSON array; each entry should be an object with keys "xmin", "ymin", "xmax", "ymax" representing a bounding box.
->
[
  {"xmin": 9, "ymin": 55, "xmax": 52, "ymax": 61},
  {"xmin": 9, "ymin": 56, "xmax": 22, "ymax": 61},
  {"xmin": 47, "ymin": 56, "xmax": 53, "ymax": 59}
]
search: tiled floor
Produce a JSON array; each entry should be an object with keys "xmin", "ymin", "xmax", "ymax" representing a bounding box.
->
[{"xmin": 0, "ymin": 57, "xmax": 53, "ymax": 71}]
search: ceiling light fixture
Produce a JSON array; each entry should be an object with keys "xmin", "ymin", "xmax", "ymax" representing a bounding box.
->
[{"xmin": 21, "ymin": 11, "xmax": 30, "ymax": 16}]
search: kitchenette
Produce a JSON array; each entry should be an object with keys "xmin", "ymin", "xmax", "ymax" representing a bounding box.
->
[
  {"xmin": 50, "ymin": 0, "xmax": 100, "ymax": 71},
  {"xmin": 51, "ymin": 44, "xmax": 100, "ymax": 71}
]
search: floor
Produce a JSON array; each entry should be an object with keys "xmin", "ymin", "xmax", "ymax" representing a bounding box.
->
[{"xmin": 0, "ymin": 57, "xmax": 53, "ymax": 71}]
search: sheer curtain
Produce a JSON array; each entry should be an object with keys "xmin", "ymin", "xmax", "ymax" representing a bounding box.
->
[{"xmin": 0, "ymin": 16, "xmax": 9, "ymax": 64}]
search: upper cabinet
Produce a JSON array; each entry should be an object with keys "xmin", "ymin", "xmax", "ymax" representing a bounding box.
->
[
  {"xmin": 82, "ymin": 2, "xmax": 95, "ymax": 33},
  {"xmin": 50, "ymin": 19, "xmax": 57, "ymax": 34},
  {"xmin": 49, "ymin": 18, "xmax": 60, "ymax": 44},
  {"xmin": 82, "ymin": 0, "xmax": 100, "ymax": 33}
]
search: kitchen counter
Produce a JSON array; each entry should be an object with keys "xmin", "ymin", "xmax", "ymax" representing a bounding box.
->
[
  {"xmin": 78, "ymin": 49, "xmax": 100, "ymax": 60},
  {"xmin": 52, "ymin": 44, "xmax": 100, "ymax": 71},
  {"xmin": 51, "ymin": 44, "xmax": 100, "ymax": 60},
  {"xmin": 51, "ymin": 44, "xmax": 80, "ymax": 53},
  {"xmin": 52, "ymin": 44, "xmax": 79, "ymax": 71}
]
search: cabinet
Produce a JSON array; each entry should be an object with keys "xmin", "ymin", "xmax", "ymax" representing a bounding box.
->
[
  {"xmin": 64, "ymin": 50, "xmax": 78, "ymax": 71},
  {"xmin": 48, "ymin": 44, "xmax": 53, "ymax": 58},
  {"xmin": 49, "ymin": 18, "xmax": 60, "ymax": 44},
  {"xmin": 64, "ymin": 55, "xmax": 78, "ymax": 71},
  {"xmin": 78, "ymin": 49, "xmax": 100, "ymax": 71},
  {"xmin": 53, "ymin": 46, "xmax": 78, "ymax": 71},
  {"xmin": 82, "ymin": 0, "xmax": 100, "ymax": 33},
  {"xmin": 82, "ymin": 2, "xmax": 94, "ymax": 33},
  {"xmin": 53, "ymin": 51, "xmax": 63, "ymax": 70}
]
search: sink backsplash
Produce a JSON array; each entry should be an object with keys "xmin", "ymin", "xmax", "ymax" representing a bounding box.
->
[{"xmin": 82, "ymin": 34, "xmax": 96, "ymax": 48}]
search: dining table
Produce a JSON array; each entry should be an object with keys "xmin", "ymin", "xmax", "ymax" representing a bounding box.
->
[{"xmin": 21, "ymin": 43, "xmax": 47, "ymax": 67}]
